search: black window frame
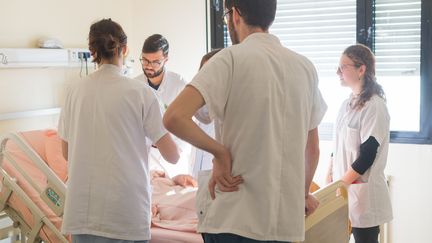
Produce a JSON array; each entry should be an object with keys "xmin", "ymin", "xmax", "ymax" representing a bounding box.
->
[{"xmin": 209, "ymin": 0, "xmax": 432, "ymax": 144}]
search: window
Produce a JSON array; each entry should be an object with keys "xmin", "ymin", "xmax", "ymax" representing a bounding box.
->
[{"xmin": 209, "ymin": 0, "xmax": 432, "ymax": 144}]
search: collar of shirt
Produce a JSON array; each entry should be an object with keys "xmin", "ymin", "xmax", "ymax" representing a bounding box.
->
[
  {"xmin": 147, "ymin": 78, "xmax": 161, "ymax": 90},
  {"xmin": 98, "ymin": 63, "xmax": 122, "ymax": 74},
  {"xmin": 241, "ymin": 32, "xmax": 281, "ymax": 45},
  {"xmin": 148, "ymin": 70, "xmax": 168, "ymax": 92}
]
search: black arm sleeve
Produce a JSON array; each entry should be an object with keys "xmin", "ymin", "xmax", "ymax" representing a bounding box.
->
[{"xmin": 351, "ymin": 136, "xmax": 380, "ymax": 175}]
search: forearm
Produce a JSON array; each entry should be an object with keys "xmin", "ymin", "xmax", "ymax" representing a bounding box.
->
[
  {"xmin": 163, "ymin": 86, "xmax": 225, "ymax": 158},
  {"xmin": 305, "ymin": 128, "xmax": 320, "ymax": 196},
  {"xmin": 165, "ymin": 115, "xmax": 225, "ymax": 157},
  {"xmin": 341, "ymin": 167, "xmax": 361, "ymax": 186}
]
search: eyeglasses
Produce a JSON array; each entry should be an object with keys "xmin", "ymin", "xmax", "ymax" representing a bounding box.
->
[
  {"xmin": 222, "ymin": 9, "xmax": 233, "ymax": 25},
  {"xmin": 140, "ymin": 57, "xmax": 165, "ymax": 68},
  {"xmin": 337, "ymin": 64, "xmax": 357, "ymax": 73}
]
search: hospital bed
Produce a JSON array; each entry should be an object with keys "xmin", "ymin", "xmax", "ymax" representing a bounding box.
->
[
  {"xmin": 150, "ymin": 173, "xmax": 349, "ymax": 243},
  {"xmin": 297, "ymin": 181, "xmax": 350, "ymax": 243},
  {"xmin": 0, "ymin": 131, "xmax": 68, "ymax": 242},
  {"xmin": 0, "ymin": 130, "xmax": 200, "ymax": 243},
  {"xmin": 0, "ymin": 130, "xmax": 349, "ymax": 243}
]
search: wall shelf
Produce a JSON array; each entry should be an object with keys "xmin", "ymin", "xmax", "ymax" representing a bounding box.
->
[
  {"xmin": 0, "ymin": 108, "xmax": 61, "ymax": 121},
  {"xmin": 0, "ymin": 48, "xmax": 91, "ymax": 69}
]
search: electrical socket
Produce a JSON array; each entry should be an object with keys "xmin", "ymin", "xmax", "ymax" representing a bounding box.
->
[{"xmin": 68, "ymin": 48, "xmax": 91, "ymax": 63}]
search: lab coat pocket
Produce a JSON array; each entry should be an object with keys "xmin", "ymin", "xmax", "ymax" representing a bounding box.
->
[
  {"xmin": 345, "ymin": 127, "xmax": 361, "ymax": 152},
  {"xmin": 196, "ymin": 170, "xmax": 212, "ymax": 224}
]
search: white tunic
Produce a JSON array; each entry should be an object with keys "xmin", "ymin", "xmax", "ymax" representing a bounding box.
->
[
  {"xmin": 135, "ymin": 70, "xmax": 186, "ymax": 109},
  {"xmin": 333, "ymin": 94, "xmax": 393, "ymax": 227},
  {"xmin": 192, "ymin": 107, "xmax": 223, "ymax": 178},
  {"xmin": 135, "ymin": 70, "xmax": 190, "ymax": 176},
  {"xmin": 58, "ymin": 64, "xmax": 167, "ymax": 241},
  {"xmin": 190, "ymin": 33, "xmax": 327, "ymax": 241}
]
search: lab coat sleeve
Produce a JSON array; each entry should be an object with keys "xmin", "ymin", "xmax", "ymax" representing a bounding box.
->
[
  {"xmin": 58, "ymin": 87, "xmax": 71, "ymax": 142},
  {"xmin": 360, "ymin": 97, "xmax": 390, "ymax": 144},
  {"xmin": 309, "ymin": 67, "xmax": 328, "ymax": 130},
  {"xmin": 188, "ymin": 49, "xmax": 232, "ymax": 122},
  {"xmin": 143, "ymin": 96, "xmax": 168, "ymax": 144}
]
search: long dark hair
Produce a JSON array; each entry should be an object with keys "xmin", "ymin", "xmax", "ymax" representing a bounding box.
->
[
  {"xmin": 343, "ymin": 44, "xmax": 385, "ymax": 109},
  {"xmin": 88, "ymin": 18, "xmax": 127, "ymax": 64}
]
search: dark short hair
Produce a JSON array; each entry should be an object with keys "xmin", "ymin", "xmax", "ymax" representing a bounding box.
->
[
  {"xmin": 225, "ymin": 0, "xmax": 276, "ymax": 31},
  {"xmin": 142, "ymin": 34, "xmax": 169, "ymax": 56},
  {"xmin": 199, "ymin": 49, "xmax": 223, "ymax": 69},
  {"xmin": 88, "ymin": 18, "xmax": 127, "ymax": 64}
]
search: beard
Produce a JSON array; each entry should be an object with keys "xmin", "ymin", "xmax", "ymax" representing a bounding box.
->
[
  {"xmin": 144, "ymin": 66, "xmax": 165, "ymax": 79},
  {"xmin": 228, "ymin": 17, "xmax": 240, "ymax": 45}
]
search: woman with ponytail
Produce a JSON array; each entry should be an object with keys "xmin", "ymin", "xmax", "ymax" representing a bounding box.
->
[
  {"xmin": 327, "ymin": 44, "xmax": 393, "ymax": 243},
  {"xmin": 58, "ymin": 19, "xmax": 179, "ymax": 243}
]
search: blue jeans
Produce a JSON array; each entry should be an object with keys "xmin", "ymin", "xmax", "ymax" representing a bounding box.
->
[
  {"xmin": 202, "ymin": 233, "xmax": 291, "ymax": 243},
  {"xmin": 72, "ymin": 234, "xmax": 149, "ymax": 243}
]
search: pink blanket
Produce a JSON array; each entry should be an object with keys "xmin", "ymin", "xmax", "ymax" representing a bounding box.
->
[{"xmin": 151, "ymin": 172, "xmax": 199, "ymax": 233}]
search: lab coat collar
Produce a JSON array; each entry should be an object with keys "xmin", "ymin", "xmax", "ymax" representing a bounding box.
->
[
  {"xmin": 242, "ymin": 32, "xmax": 280, "ymax": 45},
  {"xmin": 98, "ymin": 64, "xmax": 122, "ymax": 74}
]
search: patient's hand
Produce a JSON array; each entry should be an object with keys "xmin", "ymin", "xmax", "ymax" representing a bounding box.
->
[
  {"xmin": 172, "ymin": 174, "xmax": 198, "ymax": 188},
  {"xmin": 305, "ymin": 193, "xmax": 320, "ymax": 216},
  {"xmin": 151, "ymin": 170, "xmax": 166, "ymax": 180}
]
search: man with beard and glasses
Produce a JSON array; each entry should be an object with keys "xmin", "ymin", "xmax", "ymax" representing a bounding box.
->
[
  {"xmin": 135, "ymin": 34, "xmax": 186, "ymax": 110},
  {"xmin": 163, "ymin": 0, "xmax": 327, "ymax": 242},
  {"xmin": 135, "ymin": 34, "xmax": 190, "ymax": 177}
]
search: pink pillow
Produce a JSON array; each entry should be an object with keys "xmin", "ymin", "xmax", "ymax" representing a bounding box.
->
[
  {"xmin": 19, "ymin": 130, "xmax": 49, "ymax": 162},
  {"xmin": 44, "ymin": 130, "xmax": 68, "ymax": 182}
]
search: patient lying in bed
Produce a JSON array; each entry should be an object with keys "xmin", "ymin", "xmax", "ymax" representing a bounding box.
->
[{"xmin": 150, "ymin": 170, "xmax": 199, "ymax": 233}]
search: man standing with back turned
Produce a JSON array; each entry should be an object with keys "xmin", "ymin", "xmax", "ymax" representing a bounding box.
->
[{"xmin": 163, "ymin": 0, "xmax": 328, "ymax": 242}]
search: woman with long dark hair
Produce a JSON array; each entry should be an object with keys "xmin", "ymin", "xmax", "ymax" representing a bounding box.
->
[{"xmin": 327, "ymin": 44, "xmax": 393, "ymax": 243}]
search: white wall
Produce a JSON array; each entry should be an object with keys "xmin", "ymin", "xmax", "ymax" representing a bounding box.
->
[
  {"xmin": 0, "ymin": 0, "xmax": 207, "ymax": 133},
  {"xmin": 0, "ymin": 0, "xmax": 135, "ymax": 133},
  {"xmin": 130, "ymin": 0, "xmax": 208, "ymax": 81}
]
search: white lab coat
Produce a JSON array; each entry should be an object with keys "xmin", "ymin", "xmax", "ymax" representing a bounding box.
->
[
  {"xmin": 192, "ymin": 106, "xmax": 223, "ymax": 178},
  {"xmin": 190, "ymin": 33, "xmax": 327, "ymax": 241},
  {"xmin": 333, "ymin": 94, "xmax": 393, "ymax": 228},
  {"xmin": 135, "ymin": 70, "xmax": 191, "ymax": 177},
  {"xmin": 135, "ymin": 70, "xmax": 186, "ymax": 109},
  {"xmin": 58, "ymin": 64, "xmax": 167, "ymax": 240}
]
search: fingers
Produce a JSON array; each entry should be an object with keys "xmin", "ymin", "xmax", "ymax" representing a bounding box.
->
[
  {"xmin": 208, "ymin": 175, "xmax": 244, "ymax": 200},
  {"xmin": 214, "ymin": 175, "xmax": 244, "ymax": 191},
  {"xmin": 305, "ymin": 195, "xmax": 320, "ymax": 216},
  {"xmin": 191, "ymin": 179, "xmax": 198, "ymax": 187},
  {"xmin": 208, "ymin": 179, "xmax": 217, "ymax": 200}
]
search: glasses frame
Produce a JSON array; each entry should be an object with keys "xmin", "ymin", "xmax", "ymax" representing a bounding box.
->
[{"xmin": 140, "ymin": 57, "xmax": 166, "ymax": 69}]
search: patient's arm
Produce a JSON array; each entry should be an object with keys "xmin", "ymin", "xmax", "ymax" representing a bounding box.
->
[
  {"xmin": 155, "ymin": 133, "xmax": 180, "ymax": 164},
  {"xmin": 172, "ymin": 174, "xmax": 198, "ymax": 187},
  {"xmin": 151, "ymin": 170, "xmax": 197, "ymax": 187}
]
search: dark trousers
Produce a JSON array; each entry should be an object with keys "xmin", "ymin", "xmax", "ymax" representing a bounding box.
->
[
  {"xmin": 202, "ymin": 233, "xmax": 291, "ymax": 243},
  {"xmin": 352, "ymin": 226, "xmax": 380, "ymax": 243}
]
